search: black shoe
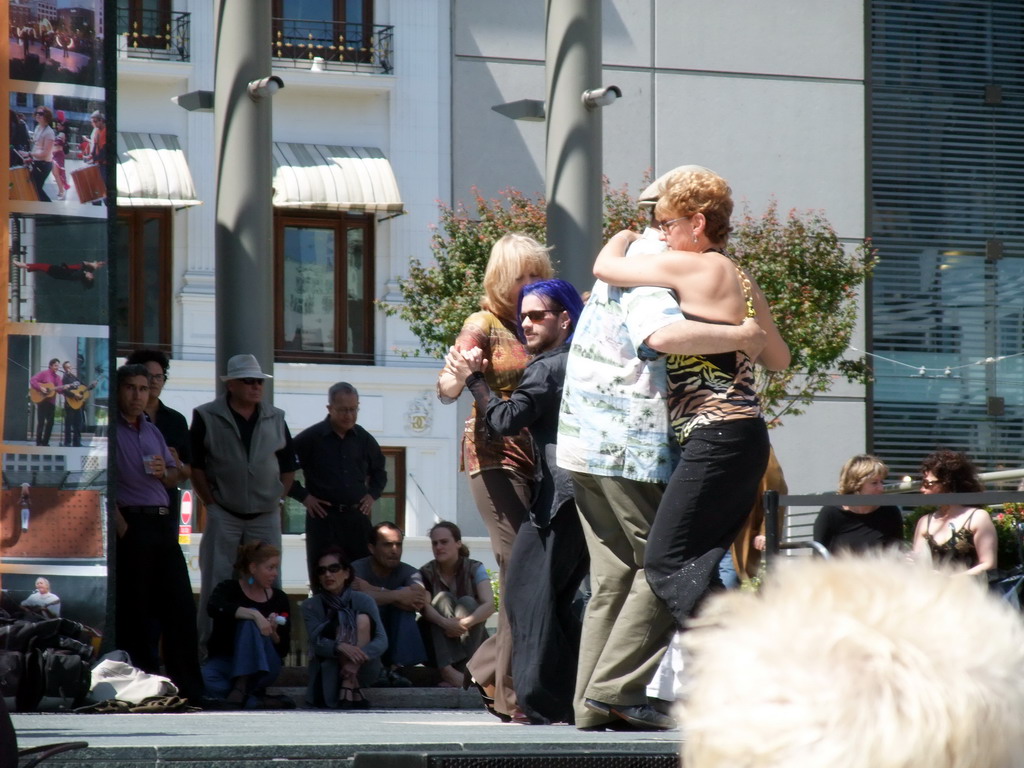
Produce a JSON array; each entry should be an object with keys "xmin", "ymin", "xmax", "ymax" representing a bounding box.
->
[
  {"xmin": 609, "ymin": 703, "xmax": 676, "ymax": 731},
  {"xmin": 583, "ymin": 698, "xmax": 612, "ymax": 716},
  {"xmin": 585, "ymin": 697, "xmax": 676, "ymax": 730}
]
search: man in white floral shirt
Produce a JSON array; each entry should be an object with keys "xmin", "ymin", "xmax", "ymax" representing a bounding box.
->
[{"xmin": 557, "ymin": 165, "xmax": 765, "ymax": 731}]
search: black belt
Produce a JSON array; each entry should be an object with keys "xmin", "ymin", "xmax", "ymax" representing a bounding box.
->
[
  {"xmin": 325, "ymin": 502, "xmax": 360, "ymax": 513},
  {"xmin": 120, "ymin": 505, "xmax": 170, "ymax": 516},
  {"xmin": 219, "ymin": 505, "xmax": 264, "ymax": 521}
]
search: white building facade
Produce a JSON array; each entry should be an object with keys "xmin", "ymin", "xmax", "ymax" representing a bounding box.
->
[{"xmin": 116, "ymin": 1, "xmax": 870, "ymax": 588}]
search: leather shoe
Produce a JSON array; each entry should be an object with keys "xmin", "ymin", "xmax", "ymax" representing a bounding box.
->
[
  {"xmin": 584, "ymin": 698, "xmax": 676, "ymax": 730},
  {"xmin": 610, "ymin": 703, "xmax": 676, "ymax": 730}
]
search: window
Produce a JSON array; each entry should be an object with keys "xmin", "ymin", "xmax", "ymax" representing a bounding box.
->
[
  {"xmin": 114, "ymin": 208, "xmax": 171, "ymax": 354},
  {"xmin": 272, "ymin": 0, "xmax": 374, "ymax": 64},
  {"xmin": 869, "ymin": 0, "xmax": 1024, "ymax": 476},
  {"xmin": 274, "ymin": 212, "xmax": 374, "ymax": 363},
  {"xmin": 373, "ymin": 447, "xmax": 406, "ymax": 530},
  {"xmin": 124, "ymin": 0, "xmax": 171, "ymax": 50}
]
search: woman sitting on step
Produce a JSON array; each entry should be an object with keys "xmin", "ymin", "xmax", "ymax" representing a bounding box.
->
[
  {"xmin": 302, "ymin": 548, "xmax": 387, "ymax": 709},
  {"xmin": 203, "ymin": 540, "xmax": 293, "ymax": 709}
]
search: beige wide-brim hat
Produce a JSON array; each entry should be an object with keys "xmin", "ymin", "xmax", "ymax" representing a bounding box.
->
[
  {"xmin": 220, "ymin": 353, "xmax": 273, "ymax": 381},
  {"xmin": 638, "ymin": 164, "xmax": 716, "ymax": 209}
]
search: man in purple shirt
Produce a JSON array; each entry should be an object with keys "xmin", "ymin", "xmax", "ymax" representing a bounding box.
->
[
  {"xmin": 29, "ymin": 357, "xmax": 66, "ymax": 446},
  {"xmin": 114, "ymin": 363, "xmax": 204, "ymax": 705}
]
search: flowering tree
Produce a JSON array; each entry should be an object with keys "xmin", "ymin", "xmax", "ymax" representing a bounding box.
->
[{"xmin": 380, "ymin": 188, "xmax": 876, "ymax": 425}]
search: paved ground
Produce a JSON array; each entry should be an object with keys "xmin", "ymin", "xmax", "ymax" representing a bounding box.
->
[{"xmin": 12, "ymin": 707, "xmax": 682, "ymax": 767}]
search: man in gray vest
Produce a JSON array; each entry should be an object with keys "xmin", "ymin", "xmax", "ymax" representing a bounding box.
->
[{"xmin": 191, "ymin": 354, "xmax": 298, "ymax": 654}]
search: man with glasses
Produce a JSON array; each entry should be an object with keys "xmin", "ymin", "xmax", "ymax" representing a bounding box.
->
[
  {"xmin": 556, "ymin": 164, "xmax": 767, "ymax": 731},
  {"xmin": 290, "ymin": 382, "xmax": 387, "ymax": 588},
  {"xmin": 191, "ymin": 354, "xmax": 298, "ymax": 657}
]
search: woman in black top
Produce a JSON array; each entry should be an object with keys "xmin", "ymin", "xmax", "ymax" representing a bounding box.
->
[
  {"xmin": 814, "ymin": 454, "xmax": 903, "ymax": 553},
  {"xmin": 203, "ymin": 540, "xmax": 292, "ymax": 708}
]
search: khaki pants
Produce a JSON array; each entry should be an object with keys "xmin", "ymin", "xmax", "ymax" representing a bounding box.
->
[{"xmin": 570, "ymin": 472, "xmax": 674, "ymax": 729}]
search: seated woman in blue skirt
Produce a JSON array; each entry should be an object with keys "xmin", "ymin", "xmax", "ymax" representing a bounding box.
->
[{"xmin": 203, "ymin": 540, "xmax": 292, "ymax": 708}]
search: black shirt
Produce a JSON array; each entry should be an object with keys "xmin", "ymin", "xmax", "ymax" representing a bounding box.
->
[
  {"xmin": 813, "ymin": 505, "xmax": 904, "ymax": 554},
  {"xmin": 289, "ymin": 419, "xmax": 386, "ymax": 507},
  {"xmin": 152, "ymin": 400, "xmax": 191, "ymax": 516}
]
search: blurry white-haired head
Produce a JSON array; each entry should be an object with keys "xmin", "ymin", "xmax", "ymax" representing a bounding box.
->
[{"xmin": 680, "ymin": 553, "xmax": 1024, "ymax": 768}]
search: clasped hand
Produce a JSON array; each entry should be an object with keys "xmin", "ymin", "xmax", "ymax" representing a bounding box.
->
[{"xmin": 443, "ymin": 347, "xmax": 488, "ymax": 385}]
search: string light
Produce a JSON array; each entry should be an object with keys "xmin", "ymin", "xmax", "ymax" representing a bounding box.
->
[{"xmin": 849, "ymin": 347, "xmax": 1024, "ymax": 379}]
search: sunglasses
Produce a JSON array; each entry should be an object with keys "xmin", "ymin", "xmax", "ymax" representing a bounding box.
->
[
  {"xmin": 521, "ymin": 309, "xmax": 558, "ymax": 323},
  {"xmin": 34, "ymin": 111, "xmax": 46, "ymax": 116},
  {"xmin": 316, "ymin": 563, "xmax": 344, "ymax": 576},
  {"xmin": 921, "ymin": 479, "xmax": 940, "ymax": 489},
  {"xmin": 240, "ymin": 378, "xmax": 264, "ymax": 385}
]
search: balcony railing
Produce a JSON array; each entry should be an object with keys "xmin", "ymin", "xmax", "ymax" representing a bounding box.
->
[
  {"xmin": 272, "ymin": 19, "xmax": 393, "ymax": 74},
  {"xmin": 116, "ymin": 6, "xmax": 190, "ymax": 62}
]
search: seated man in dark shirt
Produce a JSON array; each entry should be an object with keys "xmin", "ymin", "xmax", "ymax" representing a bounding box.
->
[{"xmin": 351, "ymin": 522, "xmax": 427, "ymax": 687}]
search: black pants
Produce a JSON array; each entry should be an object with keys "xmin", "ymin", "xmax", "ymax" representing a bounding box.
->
[
  {"xmin": 63, "ymin": 405, "xmax": 83, "ymax": 446},
  {"xmin": 35, "ymin": 399, "xmax": 55, "ymax": 445},
  {"xmin": 505, "ymin": 504, "xmax": 590, "ymax": 724},
  {"xmin": 115, "ymin": 510, "xmax": 203, "ymax": 701},
  {"xmin": 304, "ymin": 505, "xmax": 373, "ymax": 587},
  {"xmin": 30, "ymin": 160, "xmax": 52, "ymax": 202},
  {"xmin": 645, "ymin": 418, "xmax": 769, "ymax": 628}
]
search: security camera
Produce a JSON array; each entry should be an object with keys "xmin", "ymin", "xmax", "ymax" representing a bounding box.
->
[
  {"xmin": 247, "ymin": 75, "xmax": 285, "ymax": 101},
  {"xmin": 582, "ymin": 85, "xmax": 622, "ymax": 109}
]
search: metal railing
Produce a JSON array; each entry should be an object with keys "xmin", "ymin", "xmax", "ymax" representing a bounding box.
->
[
  {"xmin": 116, "ymin": 6, "xmax": 190, "ymax": 62},
  {"xmin": 272, "ymin": 18, "xmax": 393, "ymax": 74}
]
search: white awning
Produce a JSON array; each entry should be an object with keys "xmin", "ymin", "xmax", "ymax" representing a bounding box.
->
[
  {"xmin": 115, "ymin": 133, "xmax": 200, "ymax": 208},
  {"xmin": 272, "ymin": 143, "xmax": 403, "ymax": 213}
]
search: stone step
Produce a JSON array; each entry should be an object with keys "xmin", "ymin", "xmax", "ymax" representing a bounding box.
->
[
  {"xmin": 266, "ymin": 685, "xmax": 484, "ymax": 710},
  {"xmin": 268, "ymin": 666, "xmax": 485, "ymax": 710}
]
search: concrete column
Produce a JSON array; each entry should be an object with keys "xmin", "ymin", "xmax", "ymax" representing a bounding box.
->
[
  {"xmin": 213, "ymin": 0, "xmax": 275, "ymax": 396},
  {"xmin": 545, "ymin": 0, "xmax": 602, "ymax": 294}
]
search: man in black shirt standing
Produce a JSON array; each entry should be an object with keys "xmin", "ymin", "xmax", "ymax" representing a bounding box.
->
[{"xmin": 290, "ymin": 382, "xmax": 387, "ymax": 589}]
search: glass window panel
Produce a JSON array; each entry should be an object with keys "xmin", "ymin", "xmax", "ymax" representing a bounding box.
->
[
  {"xmin": 283, "ymin": 225, "xmax": 336, "ymax": 353},
  {"xmin": 279, "ymin": 0, "xmax": 335, "ymax": 47},
  {"xmin": 345, "ymin": 0, "xmax": 365, "ymax": 24},
  {"xmin": 141, "ymin": 216, "xmax": 163, "ymax": 345},
  {"xmin": 282, "ymin": 469, "xmax": 307, "ymax": 535},
  {"xmin": 346, "ymin": 226, "xmax": 365, "ymax": 355},
  {"xmin": 114, "ymin": 219, "xmax": 131, "ymax": 344},
  {"xmin": 869, "ymin": 0, "xmax": 1024, "ymax": 479}
]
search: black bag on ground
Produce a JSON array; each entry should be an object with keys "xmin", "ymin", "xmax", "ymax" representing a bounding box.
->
[{"xmin": 0, "ymin": 618, "xmax": 94, "ymax": 710}]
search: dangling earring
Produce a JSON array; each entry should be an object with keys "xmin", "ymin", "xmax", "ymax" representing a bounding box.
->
[
  {"xmin": 692, "ymin": 233, "xmax": 699, "ymax": 244},
  {"xmin": 247, "ymin": 575, "xmax": 255, "ymax": 585}
]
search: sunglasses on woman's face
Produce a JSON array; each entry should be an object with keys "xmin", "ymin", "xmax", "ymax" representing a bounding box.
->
[{"xmin": 317, "ymin": 563, "xmax": 343, "ymax": 576}]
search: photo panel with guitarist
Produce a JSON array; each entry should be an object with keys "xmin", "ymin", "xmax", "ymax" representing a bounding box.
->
[
  {"xmin": 9, "ymin": 91, "xmax": 108, "ymax": 213},
  {"xmin": 7, "ymin": 214, "xmax": 108, "ymax": 325},
  {"xmin": 4, "ymin": 332, "xmax": 109, "ymax": 450}
]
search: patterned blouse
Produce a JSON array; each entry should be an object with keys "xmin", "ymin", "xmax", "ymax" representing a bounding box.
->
[
  {"xmin": 444, "ymin": 310, "xmax": 535, "ymax": 478},
  {"xmin": 665, "ymin": 260, "xmax": 762, "ymax": 445}
]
